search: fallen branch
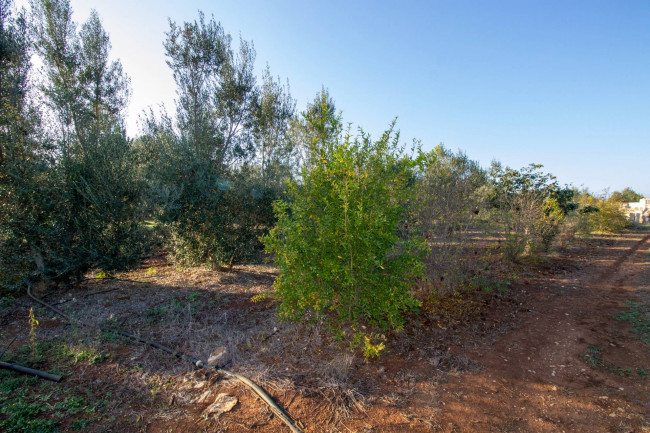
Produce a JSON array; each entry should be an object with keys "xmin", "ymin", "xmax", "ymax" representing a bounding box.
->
[{"xmin": 0, "ymin": 361, "xmax": 62, "ymax": 382}]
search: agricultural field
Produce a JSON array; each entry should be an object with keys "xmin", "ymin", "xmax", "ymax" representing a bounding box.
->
[
  {"xmin": 1, "ymin": 229, "xmax": 648, "ymax": 433},
  {"xmin": 2, "ymin": 1, "xmax": 649, "ymax": 432}
]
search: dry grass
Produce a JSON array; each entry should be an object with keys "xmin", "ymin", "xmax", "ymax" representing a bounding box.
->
[
  {"xmin": 314, "ymin": 354, "xmax": 367, "ymax": 419},
  {"xmin": 0, "ymin": 252, "xmax": 494, "ymax": 432}
]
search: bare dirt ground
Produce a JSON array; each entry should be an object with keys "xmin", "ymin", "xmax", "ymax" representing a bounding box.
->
[
  {"xmin": 1, "ymin": 229, "xmax": 649, "ymax": 432},
  {"xmin": 434, "ymin": 231, "xmax": 650, "ymax": 433}
]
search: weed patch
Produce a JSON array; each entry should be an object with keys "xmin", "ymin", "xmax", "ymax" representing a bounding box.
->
[
  {"xmin": 0, "ymin": 337, "xmax": 114, "ymax": 432},
  {"xmin": 469, "ymin": 276, "xmax": 512, "ymax": 293},
  {"xmin": 616, "ymin": 300, "xmax": 650, "ymax": 344},
  {"xmin": 583, "ymin": 345, "xmax": 603, "ymax": 367},
  {"xmin": 581, "ymin": 344, "xmax": 644, "ymax": 378},
  {"xmin": 58, "ymin": 345, "xmax": 109, "ymax": 364},
  {"xmin": 0, "ymin": 399, "xmax": 58, "ymax": 433},
  {"xmin": 54, "ymin": 397, "xmax": 87, "ymax": 415},
  {"xmin": 71, "ymin": 419, "xmax": 89, "ymax": 430},
  {"xmin": 0, "ymin": 367, "xmax": 107, "ymax": 432},
  {"xmin": 145, "ymin": 296, "xmax": 201, "ymax": 324},
  {"xmin": 0, "ymin": 295, "xmax": 14, "ymax": 311}
]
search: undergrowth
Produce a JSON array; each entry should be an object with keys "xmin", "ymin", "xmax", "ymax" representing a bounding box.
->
[
  {"xmin": 0, "ymin": 368, "xmax": 110, "ymax": 433},
  {"xmin": 0, "ymin": 338, "xmax": 112, "ymax": 432},
  {"xmin": 616, "ymin": 300, "xmax": 650, "ymax": 344},
  {"xmin": 582, "ymin": 345, "xmax": 645, "ymax": 378}
]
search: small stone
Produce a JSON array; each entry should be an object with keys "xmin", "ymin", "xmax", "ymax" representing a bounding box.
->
[
  {"xmin": 195, "ymin": 390, "xmax": 212, "ymax": 403},
  {"xmin": 208, "ymin": 347, "xmax": 228, "ymax": 367},
  {"xmin": 205, "ymin": 393, "xmax": 237, "ymax": 415},
  {"xmin": 193, "ymin": 380, "xmax": 207, "ymax": 389}
]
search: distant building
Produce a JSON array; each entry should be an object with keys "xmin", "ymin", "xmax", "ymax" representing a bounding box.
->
[{"xmin": 620, "ymin": 198, "xmax": 650, "ymax": 223}]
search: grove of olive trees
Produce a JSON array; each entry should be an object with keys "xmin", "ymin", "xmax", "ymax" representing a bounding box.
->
[{"xmin": 0, "ymin": 0, "xmax": 636, "ymax": 349}]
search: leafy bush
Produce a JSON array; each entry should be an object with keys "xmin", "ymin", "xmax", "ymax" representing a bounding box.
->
[
  {"xmin": 264, "ymin": 119, "xmax": 425, "ymax": 335},
  {"xmin": 574, "ymin": 191, "xmax": 630, "ymax": 233},
  {"xmin": 488, "ymin": 163, "xmax": 576, "ymax": 261},
  {"xmin": 415, "ymin": 145, "xmax": 488, "ymax": 294}
]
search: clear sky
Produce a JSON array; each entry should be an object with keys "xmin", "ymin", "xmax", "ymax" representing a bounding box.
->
[{"xmin": 16, "ymin": 0, "xmax": 650, "ymax": 196}]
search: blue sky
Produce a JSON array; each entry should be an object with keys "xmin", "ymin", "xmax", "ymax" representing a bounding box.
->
[{"xmin": 16, "ymin": 0, "xmax": 650, "ymax": 195}]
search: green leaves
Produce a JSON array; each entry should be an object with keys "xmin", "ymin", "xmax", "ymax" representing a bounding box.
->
[
  {"xmin": 0, "ymin": 0, "xmax": 147, "ymax": 289},
  {"xmin": 488, "ymin": 163, "xmax": 576, "ymax": 260},
  {"xmin": 609, "ymin": 188, "xmax": 643, "ymax": 204},
  {"xmin": 264, "ymin": 120, "xmax": 424, "ymax": 341},
  {"xmin": 139, "ymin": 13, "xmax": 296, "ymax": 270}
]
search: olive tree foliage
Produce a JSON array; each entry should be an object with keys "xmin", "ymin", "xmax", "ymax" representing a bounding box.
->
[
  {"xmin": 162, "ymin": 12, "xmax": 256, "ymax": 168},
  {"xmin": 264, "ymin": 114, "xmax": 425, "ymax": 336},
  {"xmin": 488, "ymin": 163, "xmax": 576, "ymax": 261},
  {"xmin": 414, "ymin": 145, "xmax": 488, "ymax": 294},
  {"xmin": 137, "ymin": 13, "xmax": 295, "ymax": 269},
  {"xmin": 0, "ymin": 0, "xmax": 52, "ymax": 289},
  {"xmin": 252, "ymin": 66, "xmax": 296, "ymax": 187},
  {"xmin": 1, "ymin": 0, "xmax": 146, "ymax": 287},
  {"xmin": 289, "ymin": 87, "xmax": 338, "ymax": 171}
]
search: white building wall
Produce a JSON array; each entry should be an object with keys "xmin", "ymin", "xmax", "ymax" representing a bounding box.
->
[{"xmin": 621, "ymin": 198, "xmax": 650, "ymax": 223}]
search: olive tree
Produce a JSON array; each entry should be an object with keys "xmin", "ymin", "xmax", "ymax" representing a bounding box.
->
[
  {"xmin": 0, "ymin": 0, "xmax": 51, "ymax": 289},
  {"xmin": 138, "ymin": 13, "xmax": 295, "ymax": 268},
  {"xmin": 8, "ymin": 0, "xmax": 147, "ymax": 284}
]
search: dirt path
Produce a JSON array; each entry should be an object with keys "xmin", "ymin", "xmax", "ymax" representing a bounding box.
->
[{"xmin": 434, "ymin": 232, "xmax": 650, "ymax": 433}]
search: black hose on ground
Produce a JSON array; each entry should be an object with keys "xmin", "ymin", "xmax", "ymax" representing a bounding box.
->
[
  {"xmin": 27, "ymin": 284, "xmax": 304, "ymax": 433},
  {"xmin": 0, "ymin": 361, "xmax": 62, "ymax": 382}
]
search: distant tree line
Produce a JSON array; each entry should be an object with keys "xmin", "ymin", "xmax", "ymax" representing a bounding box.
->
[
  {"xmin": 609, "ymin": 188, "xmax": 644, "ymax": 204},
  {"xmin": 0, "ymin": 0, "xmax": 638, "ymax": 352}
]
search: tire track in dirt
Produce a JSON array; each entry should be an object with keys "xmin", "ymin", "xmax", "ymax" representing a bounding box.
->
[
  {"xmin": 596, "ymin": 233, "xmax": 650, "ymax": 283},
  {"xmin": 436, "ymin": 231, "xmax": 650, "ymax": 433}
]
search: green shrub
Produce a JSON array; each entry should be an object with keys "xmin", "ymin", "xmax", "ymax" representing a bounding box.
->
[
  {"xmin": 488, "ymin": 163, "xmax": 576, "ymax": 261},
  {"xmin": 264, "ymin": 120, "xmax": 425, "ymax": 335},
  {"xmin": 591, "ymin": 199, "xmax": 630, "ymax": 233},
  {"xmin": 573, "ymin": 191, "xmax": 630, "ymax": 234}
]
